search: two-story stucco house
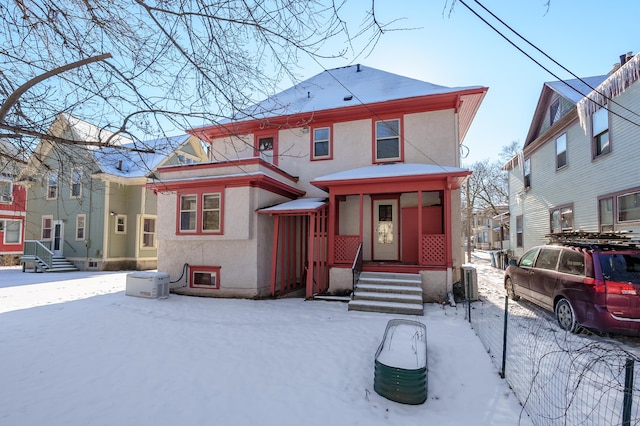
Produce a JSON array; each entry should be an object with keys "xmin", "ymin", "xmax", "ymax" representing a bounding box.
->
[
  {"xmin": 23, "ymin": 114, "xmax": 209, "ymax": 271},
  {"xmin": 505, "ymin": 52, "xmax": 640, "ymax": 256},
  {"xmin": 0, "ymin": 139, "xmax": 27, "ymax": 263},
  {"xmin": 152, "ymin": 65, "xmax": 487, "ymax": 313}
]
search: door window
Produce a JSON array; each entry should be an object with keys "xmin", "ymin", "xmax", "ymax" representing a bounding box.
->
[{"xmin": 535, "ymin": 248, "xmax": 560, "ymax": 271}]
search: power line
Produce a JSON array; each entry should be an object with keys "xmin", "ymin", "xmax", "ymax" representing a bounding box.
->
[
  {"xmin": 470, "ymin": 0, "xmax": 640, "ymax": 121},
  {"xmin": 458, "ymin": 0, "xmax": 640, "ymax": 130}
]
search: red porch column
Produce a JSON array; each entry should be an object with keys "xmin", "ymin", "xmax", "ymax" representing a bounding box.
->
[
  {"xmin": 270, "ymin": 215, "xmax": 280, "ymax": 296},
  {"xmin": 444, "ymin": 189, "xmax": 452, "ymax": 268},
  {"xmin": 418, "ymin": 190, "xmax": 423, "ymax": 265}
]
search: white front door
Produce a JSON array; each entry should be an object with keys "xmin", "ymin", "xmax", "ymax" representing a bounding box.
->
[
  {"xmin": 373, "ymin": 199, "xmax": 399, "ymax": 261},
  {"xmin": 52, "ymin": 220, "xmax": 64, "ymax": 256}
]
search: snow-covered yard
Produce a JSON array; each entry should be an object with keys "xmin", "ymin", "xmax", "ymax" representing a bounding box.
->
[{"xmin": 0, "ymin": 264, "xmax": 531, "ymax": 426}]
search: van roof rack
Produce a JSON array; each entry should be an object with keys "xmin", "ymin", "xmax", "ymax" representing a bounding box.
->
[{"xmin": 545, "ymin": 231, "xmax": 640, "ymax": 250}]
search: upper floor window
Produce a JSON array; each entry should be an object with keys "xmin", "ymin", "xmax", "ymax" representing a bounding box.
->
[
  {"xmin": 312, "ymin": 127, "xmax": 331, "ymax": 160},
  {"xmin": 550, "ymin": 206, "xmax": 573, "ymax": 233},
  {"xmin": 202, "ymin": 194, "xmax": 221, "ymax": 232},
  {"xmin": 556, "ymin": 133, "xmax": 567, "ymax": 169},
  {"xmin": 47, "ymin": 171, "xmax": 58, "ymax": 200},
  {"xmin": 375, "ymin": 119, "xmax": 401, "ymax": 162},
  {"xmin": 255, "ymin": 133, "xmax": 277, "ymax": 165},
  {"xmin": 71, "ymin": 168, "xmax": 82, "ymax": 198},
  {"xmin": 592, "ymin": 107, "xmax": 610, "ymax": 157},
  {"xmin": 523, "ymin": 158, "xmax": 531, "ymax": 189},
  {"xmin": 0, "ymin": 179, "xmax": 12, "ymax": 203},
  {"xmin": 549, "ymin": 99, "xmax": 561, "ymax": 126}
]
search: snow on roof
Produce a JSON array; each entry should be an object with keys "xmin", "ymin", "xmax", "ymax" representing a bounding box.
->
[
  {"xmin": 93, "ymin": 134, "xmax": 191, "ymax": 178},
  {"xmin": 224, "ymin": 65, "xmax": 483, "ymax": 123},
  {"xmin": 545, "ymin": 75, "xmax": 608, "ymax": 104},
  {"xmin": 312, "ymin": 163, "xmax": 469, "ymax": 183},
  {"xmin": 259, "ymin": 197, "xmax": 327, "ymax": 214}
]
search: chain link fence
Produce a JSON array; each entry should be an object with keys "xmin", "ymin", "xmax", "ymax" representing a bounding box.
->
[{"xmin": 466, "ymin": 261, "xmax": 640, "ymax": 426}]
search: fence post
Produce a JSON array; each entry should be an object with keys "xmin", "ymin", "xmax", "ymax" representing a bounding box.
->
[
  {"xmin": 466, "ymin": 269, "xmax": 471, "ymax": 323},
  {"xmin": 623, "ymin": 358, "xmax": 634, "ymax": 426},
  {"xmin": 499, "ymin": 296, "xmax": 508, "ymax": 378}
]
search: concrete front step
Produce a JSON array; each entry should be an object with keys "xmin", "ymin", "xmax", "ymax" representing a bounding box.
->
[
  {"xmin": 355, "ymin": 283, "xmax": 422, "ymax": 295},
  {"xmin": 353, "ymin": 291, "xmax": 423, "ymax": 304},
  {"xmin": 348, "ymin": 299, "xmax": 424, "ymax": 316},
  {"xmin": 359, "ymin": 271, "xmax": 422, "ymax": 285}
]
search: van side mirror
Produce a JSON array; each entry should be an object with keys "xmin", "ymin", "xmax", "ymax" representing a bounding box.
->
[{"xmin": 509, "ymin": 258, "xmax": 518, "ymax": 266}]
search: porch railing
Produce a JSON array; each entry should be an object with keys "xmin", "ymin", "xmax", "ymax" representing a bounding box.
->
[
  {"xmin": 23, "ymin": 240, "xmax": 54, "ymax": 270},
  {"xmin": 351, "ymin": 242, "xmax": 363, "ymax": 299}
]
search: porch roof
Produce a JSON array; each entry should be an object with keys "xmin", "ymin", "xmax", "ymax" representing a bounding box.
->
[
  {"xmin": 258, "ymin": 197, "xmax": 328, "ymax": 215},
  {"xmin": 310, "ymin": 163, "xmax": 470, "ymax": 192}
]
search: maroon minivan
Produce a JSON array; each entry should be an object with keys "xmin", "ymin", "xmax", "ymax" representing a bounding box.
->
[{"xmin": 504, "ymin": 243, "xmax": 640, "ymax": 335}]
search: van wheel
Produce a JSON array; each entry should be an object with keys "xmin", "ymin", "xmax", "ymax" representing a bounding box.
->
[
  {"xmin": 555, "ymin": 298, "xmax": 579, "ymax": 333},
  {"xmin": 505, "ymin": 277, "xmax": 520, "ymax": 301}
]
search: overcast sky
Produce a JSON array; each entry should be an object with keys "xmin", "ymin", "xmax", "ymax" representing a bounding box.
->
[{"xmin": 287, "ymin": 0, "xmax": 640, "ymax": 165}]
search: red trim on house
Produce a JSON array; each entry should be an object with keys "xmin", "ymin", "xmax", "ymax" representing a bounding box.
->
[
  {"xmin": 149, "ymin": 173, "xmax": 304, "ymax": 199},
  {"xmin": 312, "ymin": 172, "xmax": 470, "ymax": 195},
  {"xmin": 188, "ymin": 88, "xmax": 487, "ymax": 143},
  {"xmin": 157, "ymin": 157, "xmax": 299, "ymax": 184},
  {"xmin": 189, "ymin": 265, "xmax": 221, "ymax": 289}
]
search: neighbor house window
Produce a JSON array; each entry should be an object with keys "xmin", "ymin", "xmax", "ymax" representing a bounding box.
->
[
  {"xmin": 4, "ymin": 220, "xmax": 21, "ymax": 244},
  {"xmin": 255, "ymin": 133, "xmax": 277, "ymax": 165},
  {"xmin": 42, "ymin": 215, "xmax": 53, "ymax": 240},
  {"xmin": 549, "ymin": 99, "xmax": 561, "ymax": 126},
  {"xmin": 0, "ymin": 179, "xmax": 12, "ymax": 202},
  {"xmin": 47, "ymin": 171, "xmax": 58, "ymax": 199},
  {"xmin": 592, "ymin": 107, "xmax": 610, "ymax": 157},
  {"xmin": 523, "ymin": 158, "xmax": 531, "ymax": 189},
  {"xmin": 141, "ymin": 217, "xmax": 156, "ymax": 248},
  {"xmin": 202, "ymin": 193, "xmax": 221, "ymax": 232},
  {"xmin": 374, "ymin": 119, "xmax": 401, "ymax": 162},
  {"xmin": 599, "ymin": 197, "xmax": 614, "ymax": 232},
  {"xmin": 550, "ymin": 206, "xmax": 573, "ymax": 233},
  {"xmin": 190, "ymin": 266, "xmax": 221, "ymax": 289},
  {"xmin": 618, "ymin": 191, "xmax": 640, "ymax": 223},
  {"xmin": 75, "ymin": 214, "xmax": 86, "ymax": 240},
  {"xmin": 115, "ymin": 215, "xmax": 127, "ymax": 234},
  {"xmin": 312, "ymin": 127, "xmax": 331, "ymax": 160},
  {"xmin": 180, "ymin": 195, "xmax": 197, "ymax": 232},
  {"xmin": 556, "ymin": 133, "xmax": 567, "ymax": 169},
  {"xmin": 516, "ymin": 215, "xmax": 523, "ymax": 247},
  {"xmin": 177, "ymin": 189, "xmax": 224, "ymax": 235},
  {"xmin": 70, "ymin": 168, "xmax": 82, "ymax": 198}
]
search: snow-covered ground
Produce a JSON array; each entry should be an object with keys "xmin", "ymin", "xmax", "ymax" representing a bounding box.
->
[{"xmin": 0, "ymin": 261, "xmax": 532, "ymax": 426}]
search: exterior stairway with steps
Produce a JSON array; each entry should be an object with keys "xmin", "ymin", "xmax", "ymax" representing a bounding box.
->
[
  {"xmin": 22, "ymin": 255, "xmax": 79, "ymax": 272},
  {"xmin": 348, "ymin": 271, "xmax": 424, "ymax": 316}
]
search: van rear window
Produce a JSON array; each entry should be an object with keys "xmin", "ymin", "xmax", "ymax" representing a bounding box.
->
[{"xmin": 599, "ymin": 254, "xmax": 640, "ymax": 284}]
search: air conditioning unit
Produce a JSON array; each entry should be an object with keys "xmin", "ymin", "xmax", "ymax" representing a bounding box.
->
[
  {"xmin": 461, "ymin": 264, "xmax": 479, "ymax": 301},
  {"xmin": 126, "ymin": 271, "xmax": 170, "ymax": 299}
]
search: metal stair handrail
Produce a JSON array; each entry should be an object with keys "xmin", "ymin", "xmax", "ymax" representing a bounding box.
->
[
  {"xmin": 23, "ymin": 240, "xmax": 54, "ymax": 270},
  {"xmin": 351, "ymin": 242, "xmax": 363, "ymax": 299}
]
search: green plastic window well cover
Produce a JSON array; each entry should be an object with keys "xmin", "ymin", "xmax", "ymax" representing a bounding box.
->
[{"xmin": 374, "ymin": 319, "xmax": 428, "ymax": 405}]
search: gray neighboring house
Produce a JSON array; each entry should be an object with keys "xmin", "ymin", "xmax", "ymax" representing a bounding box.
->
[
  {"xmin": 23, "ymin": 114, "xmax": 209, "ymax": 271},
  {"xmin": 504, "ymin": 52, "xmax": 640, "ymax": 256}
]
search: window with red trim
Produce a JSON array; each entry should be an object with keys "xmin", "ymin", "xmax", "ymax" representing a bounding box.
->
[
  {"xmin": 255, "ymin": 132, "xmax": 278, "ymax": 165},
  {"xmin": 311, "ymin": 126, "xmax": 332, "ymax": 160},
  {"xmin": 374, "ymin": 119, "xmax": 401, "ymax": 162},
  {"xmin": 190, "ymin": 266, "xmax": 221, "ymax": 289},
  {"xmin": 177, "ymin": 189, "xmax": 224, "ymax": 235}
]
